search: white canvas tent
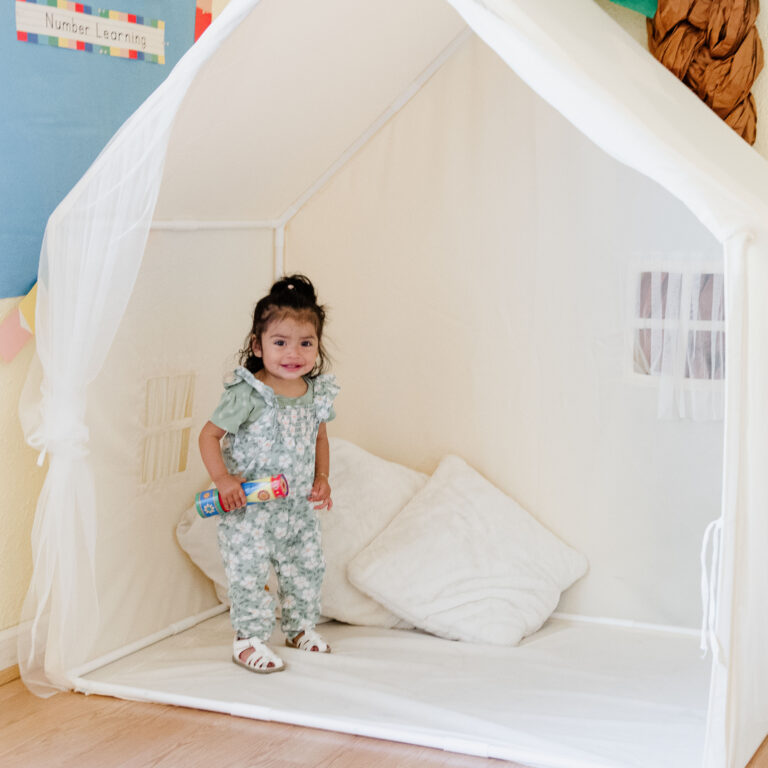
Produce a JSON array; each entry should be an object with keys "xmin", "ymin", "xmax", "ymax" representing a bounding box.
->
[{"xmin": 17, "ymin": 0, "xmax": 768, "ymax": 766}]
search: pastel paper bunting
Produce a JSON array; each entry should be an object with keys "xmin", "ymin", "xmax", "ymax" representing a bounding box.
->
[
  {"xmin": 0, "ymin": 283, "xmax": 38, "ymax": 362},
  {"xmin": 0, "ymin": 306, "xmax": 33, "ymax": 363}
]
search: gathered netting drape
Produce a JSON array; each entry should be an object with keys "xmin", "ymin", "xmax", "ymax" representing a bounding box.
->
[{"xmin": 16, "ymin": 0, "xmax": 260, "ymax": 696}]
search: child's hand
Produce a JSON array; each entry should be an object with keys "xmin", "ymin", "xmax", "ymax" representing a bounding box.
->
[
  {"xmin": 308, "ymin": 476, "xmax": 333, "ymax": 511},
  {"xmin": 215, "ymin": 474, "xmax": 247, "ymax": 512}
]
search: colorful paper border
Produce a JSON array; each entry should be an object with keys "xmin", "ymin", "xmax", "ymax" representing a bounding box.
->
[
  {"xmin": 194, "ymin": 3, "xmax": 212, "ymax": 42},
  {"xmin": 16, "ymin": 1, "xmax": 165, "ymax": 64}
]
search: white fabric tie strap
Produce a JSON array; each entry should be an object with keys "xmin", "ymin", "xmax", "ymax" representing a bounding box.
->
[
  {"xmin": 699, "ymin": 517, "xmax": 724, "ymax": 663},
  {"xmin": 27, "ymin": 387, "xmax": 90, "ymax": 467}
]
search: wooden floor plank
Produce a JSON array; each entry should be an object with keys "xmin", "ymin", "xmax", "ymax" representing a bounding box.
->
[
  {"xmin": 0, "ymin": 665, "xmax": 19, "ymax": 686},
  {"xmin": 747, "ymin": 736, "xmax": 768, "ymax": 768},
  {"xmin": 0, "ymin": 680, "xmax": 522, "ymax": 768}
]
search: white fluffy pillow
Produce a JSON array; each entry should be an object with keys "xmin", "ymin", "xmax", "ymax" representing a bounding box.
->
[
  {"xmin": 348, "ymin": 454, "xmax": 588, "ymax": 646},
  {"xmin": 176, "ymin": 438, "xmax": 427, "ymax": 628},
  {"xmin": 318, "ymin": 438, "xmax": 426, "ymax": 627},
  {"xmin": 176, "ymin": 497, "xmax": 231, "ymax": 605}
]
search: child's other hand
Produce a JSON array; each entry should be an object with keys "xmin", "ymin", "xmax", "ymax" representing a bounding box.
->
[
  {"xmin": 308, "ymin": 477, "xmax": 333, "ymax": 511},
  {"xmin": 215, "ymin": 474, "xmax": 247, "ymax": 511}
]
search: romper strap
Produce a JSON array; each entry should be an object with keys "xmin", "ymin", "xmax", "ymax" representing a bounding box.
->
[{"xmin": 230, "ymin": 366, "xmax": 278, "ymax": 407}]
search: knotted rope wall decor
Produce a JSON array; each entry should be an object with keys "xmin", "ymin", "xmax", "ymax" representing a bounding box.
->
[{"xmin": 647, "ymin": 0, "xmax": 764, "ymax": 144}]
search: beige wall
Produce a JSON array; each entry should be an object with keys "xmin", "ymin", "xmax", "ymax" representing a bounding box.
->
[
  {"xmin": 0, "ymin": 298, "xmax": 44, "ymax": 632},
  {"xmin": 1, "ymin": 0, "xmax": 766, "ymax": 635}
]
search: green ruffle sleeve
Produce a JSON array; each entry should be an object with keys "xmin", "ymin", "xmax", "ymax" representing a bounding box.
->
[{"xmin": 210, "ymin": 380, "xmax": 265, "ymax": 433}]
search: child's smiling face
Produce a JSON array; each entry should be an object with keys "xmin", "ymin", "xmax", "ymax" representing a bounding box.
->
[{"xmin": 253, "ymin": 313, "xmax": 319, "ymax": 384}]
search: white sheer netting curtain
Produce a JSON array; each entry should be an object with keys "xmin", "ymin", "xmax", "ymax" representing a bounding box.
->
[
  {"xmin": 633, "ymin": 264, "xmax": 725, "ymax": 421},
  {"xmin": 16, "ymin": 0, "xmax": 259, "ymax": 696}
]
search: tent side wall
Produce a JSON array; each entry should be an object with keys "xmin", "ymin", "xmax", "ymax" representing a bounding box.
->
[
  {"xmin": 286, "ymin": 35, "xmax": 724, "ymax": 628},
  {"xmin": 84, "ymin": 226, "xmax": 275, "ymax": 660}
]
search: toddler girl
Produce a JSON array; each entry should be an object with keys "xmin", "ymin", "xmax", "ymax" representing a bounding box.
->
[{"xmin": 199, "ymin": 274, "xmax": 339, "ymax": 674}]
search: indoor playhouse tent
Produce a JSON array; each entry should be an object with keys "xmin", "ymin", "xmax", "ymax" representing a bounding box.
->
[{"xmin": 17, "ymin": 0, "xmax": 768, "ymax": 766}]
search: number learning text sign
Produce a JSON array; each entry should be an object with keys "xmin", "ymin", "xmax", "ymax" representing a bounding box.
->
[{"xmin": 16, "ymin": 0, "xmax": 166, "ymax": 64}]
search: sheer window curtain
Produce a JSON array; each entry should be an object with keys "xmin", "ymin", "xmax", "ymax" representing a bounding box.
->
[
  {"xmin": 16, "ymin": 0, "xmax": 259, "ymax": 696},
  {"xmin": 633, "ymin": 262, "xmax": 725, "ymax": 421}
]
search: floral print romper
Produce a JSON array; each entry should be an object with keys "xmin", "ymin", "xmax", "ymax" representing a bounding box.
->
[{"xmin": 214, "ymin": 367, "xmax": 339, "ymax": 642}]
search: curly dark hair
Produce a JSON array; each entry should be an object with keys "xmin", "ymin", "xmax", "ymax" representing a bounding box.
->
[{"xmin": 239, "ymin": 274, "xmax": 329, "ymax": 377}]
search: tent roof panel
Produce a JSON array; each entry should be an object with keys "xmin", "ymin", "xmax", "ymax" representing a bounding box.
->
[
  {"xmin": 451, "ymin": 0, "xmax": 768, "ymax": 240},
  {"xmin": 154, "ymin": 0, "xmax": 465, "ymax": 222}
]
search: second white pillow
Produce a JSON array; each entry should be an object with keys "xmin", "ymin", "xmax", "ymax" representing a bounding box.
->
[
  {"xmin": 318, "ymin": 438, "xmax": 426, "ymax": 627},
  {"xmin": 348, "ymin": 454, "xmax": 588, "ymax": 645}
]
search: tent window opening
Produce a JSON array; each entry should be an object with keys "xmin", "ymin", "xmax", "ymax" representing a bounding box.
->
[
  {"xmin": 631, "ymin": 268, "xmax": 724, "ymax": 420},
  {"xmin": 141, "ymin": 373, "xmax": 196, "ymax": 484}
]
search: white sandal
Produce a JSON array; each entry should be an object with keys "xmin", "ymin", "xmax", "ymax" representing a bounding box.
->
[
  {"xmin": 285, "ymin": 627, "xmax": 331, "ymax": 653},
  {"xmin": 232, "ymin": 636, "xmax": 285, "ymax": 674}
]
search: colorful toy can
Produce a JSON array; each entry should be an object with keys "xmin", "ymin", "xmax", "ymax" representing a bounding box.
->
[{"xmin": 195, "ymin": 474, "xmax": 289, "ymax": 517}]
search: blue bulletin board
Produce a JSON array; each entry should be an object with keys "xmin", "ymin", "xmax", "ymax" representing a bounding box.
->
[{"xmin": 0, "ymin": 1, "xmax": 197, "ymax": 298}]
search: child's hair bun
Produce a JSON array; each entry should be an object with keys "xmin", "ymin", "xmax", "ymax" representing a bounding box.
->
[
  {"xmin": 271, "ymin": 274, "xmax": 317, "ymax": 303},
  {"xmin": 239, "ymin": 272, "xmax": 329, "ymax": 376}
]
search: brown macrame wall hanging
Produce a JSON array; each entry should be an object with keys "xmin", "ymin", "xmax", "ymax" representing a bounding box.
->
[{"xmin": 647, "ymin": 0, "xmax": 764, "ymax": 144}]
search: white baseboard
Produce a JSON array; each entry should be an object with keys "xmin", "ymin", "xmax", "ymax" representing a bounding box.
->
[{"xmin": 0, "ymin": 623, "xmax": 23, "ymax": 670}]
